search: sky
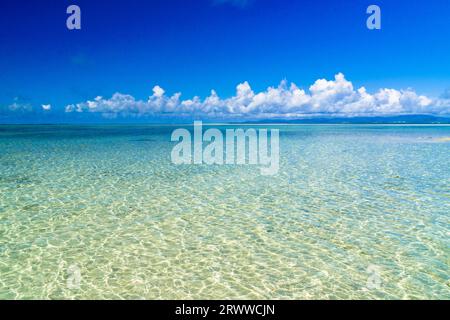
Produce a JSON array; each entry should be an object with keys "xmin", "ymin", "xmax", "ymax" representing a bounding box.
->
[{"xmin": 1, "ymin": 0, "xmax": 450, "ymax": 123}]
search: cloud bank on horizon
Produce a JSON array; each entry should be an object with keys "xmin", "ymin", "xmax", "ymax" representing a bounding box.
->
[
  {"xmin": 3, "ymin": 73, "xmax": 450, "ymax": 120},
  {"xmin": 63, "ymin": 73, "xmax": 450, "ymax": 119}
]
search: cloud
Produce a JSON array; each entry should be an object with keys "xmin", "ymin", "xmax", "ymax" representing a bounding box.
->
[
  {"xmin": 41, "ymin": 104, "xmax": 51, "ymax": 111},
  {"xmin": 8, "ymin": 102, "xmax": 32, "ymax": 112},
  {"xmin": 1, "ymin": 98, "xmax": 33, "ymax": 114},
  {"xmin": 64, "ymin": 73, "xmax": 450, "ymax": 119}
]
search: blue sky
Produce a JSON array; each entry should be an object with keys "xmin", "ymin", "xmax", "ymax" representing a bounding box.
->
[{"xmin": 1, "ymin": 0, "xmax": 450, "ymax": 122}]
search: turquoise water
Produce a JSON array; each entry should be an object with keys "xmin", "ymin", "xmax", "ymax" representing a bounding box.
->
[{"xmin": 0, "ymin": 124, "xmax": 449, "ymax": 299}]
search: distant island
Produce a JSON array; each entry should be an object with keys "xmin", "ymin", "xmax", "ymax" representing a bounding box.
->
[{"xmin": 241, "ymin": 115, "xmax": 450, "ymax": 125}]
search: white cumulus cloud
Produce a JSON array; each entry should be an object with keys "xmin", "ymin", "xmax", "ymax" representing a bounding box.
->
[{"xmin": 64, "ymin": 73, "xmax": 450, "ymax": 119}]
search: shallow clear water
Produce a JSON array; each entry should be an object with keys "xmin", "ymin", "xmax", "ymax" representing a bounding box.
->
[{"xmin": 0, "ymin": 124, "xmax": 449, "ymax": 299}]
